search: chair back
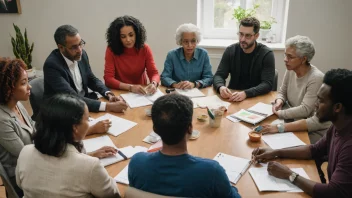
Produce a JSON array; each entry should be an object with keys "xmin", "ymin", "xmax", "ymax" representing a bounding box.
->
[
  {"xmin": 29, "ymin": 76, "xmax": 44, "ymax": 121},
  {"xmin": 124, "ymin": 187, "xmax": 182, "ymax": 198},
  {"xmin": 0, "ymin": 163, "xmax": 20, "ymax": 198},
  {"xmin": 272, "ymin": 69, "xmax": 279, "ymax": 91}
]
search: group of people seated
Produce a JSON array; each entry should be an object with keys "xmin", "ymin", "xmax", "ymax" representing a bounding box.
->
[{"xmin": 0, "ymin": 15, "xmax": 352, "ymax": 197}]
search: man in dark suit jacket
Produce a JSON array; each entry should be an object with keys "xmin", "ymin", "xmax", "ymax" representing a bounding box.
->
[{"xmin": 44, "ymin": 25, "xmax": 127, "ymax": 113}]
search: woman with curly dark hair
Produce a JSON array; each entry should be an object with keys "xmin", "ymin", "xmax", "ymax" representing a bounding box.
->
[
  {"xmin": 0, "ymin": 57, "xmax": 32, "ymax": 197},
  {"xmin": 104, "ymin": 15, "xmax": 160, "ymax": 95}
]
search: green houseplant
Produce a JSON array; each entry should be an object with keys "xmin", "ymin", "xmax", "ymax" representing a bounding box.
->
[
  {"xmin": 232, "ymin": 4, "xmax": 259, "ymax": 23},
  {"xmin": 260, "ymin": 17, "xmax": 277, "ymax": 29},
  {"xmin": 10, "ymin": 24, "xmax": 34, "ymax": 73}
]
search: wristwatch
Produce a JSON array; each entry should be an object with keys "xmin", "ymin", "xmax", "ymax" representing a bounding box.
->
[
  {"xmin": 289, "ymin": 172, "xmax": 299, "ymax": 183},
  {"xmin": 277, "ymin": 123, "xmax": 285, "ymax": 133}
]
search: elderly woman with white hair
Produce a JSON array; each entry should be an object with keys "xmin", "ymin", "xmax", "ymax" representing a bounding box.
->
[
  {"xmin": 272, "ymin": 35, "xmax": 324, "ymax": 120},
  {"xmin": 160, "ymin": 23, "xmax": 213, "ymax": 89}
]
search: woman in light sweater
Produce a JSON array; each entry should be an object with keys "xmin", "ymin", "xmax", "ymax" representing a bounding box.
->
[
  {"xmin": 16, "ymin": 94, "xmax": 120, "ymax": 198},
  {"xmin": 263, "ymin": 36, "xmax": 330, "ymax": 144},
  {"xmin": 273, "ymin": 35, "xmax": 324, "ymax": 120}
]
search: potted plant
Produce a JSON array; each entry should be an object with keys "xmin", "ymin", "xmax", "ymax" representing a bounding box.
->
[
  {"xmin": 260, "ymin": 17, "xmax": 276, "ymax": 41},
  {"xmin": 232, "ymin": 4, "xmax": 259, "ymax": 23},
  {"xmin": 10, "ymin": 23, "xmax": 35, "ymax": 78}
]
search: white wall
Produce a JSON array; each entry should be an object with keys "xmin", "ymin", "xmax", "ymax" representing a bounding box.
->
[
  {"xmin": 0, "ymin": 0, "xmax": 197, "ymax": 79},
  {"xmin": 0, "ymin": 0, "xmax": 351, "ymax": 86}
]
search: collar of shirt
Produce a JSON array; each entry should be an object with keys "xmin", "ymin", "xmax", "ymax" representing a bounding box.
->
[
  {"xmin": 61, "ymin": 53, "xmax": 77, "ymax": 68},
  {"xmin": 179, "ymin": 47, "xmax": 199, "ymax": 61}
]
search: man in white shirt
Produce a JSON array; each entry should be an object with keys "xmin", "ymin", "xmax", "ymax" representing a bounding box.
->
[{"xmin": 44, "ymin": 25, "xmax": 127, "ymax": 112}]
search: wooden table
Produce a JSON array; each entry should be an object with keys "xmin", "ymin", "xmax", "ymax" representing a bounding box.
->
[{"xmin": 88, "ymin": 87, "xmax": 319, "ymax": 198}]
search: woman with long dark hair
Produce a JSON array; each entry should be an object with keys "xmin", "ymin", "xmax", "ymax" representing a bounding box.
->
[{"xmin": 16, "ymin": 94, "xmax": 120, "ymax": 198}]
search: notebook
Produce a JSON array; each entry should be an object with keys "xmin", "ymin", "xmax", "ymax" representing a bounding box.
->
[
  {"xmin": 114, "ymin": 165, "xmax": 129, "ymax": 185},
  {"xmin": 249, "ymin": 167, "xmax": 310, "ymax": 192},
  {"xmin": 175, "ymin": 88, "xmax": 205, "ymax": 98},
  {"xmin": 213, "ymin": 152, "xmax": 252, "ymax": 184},
  {"xmin": 82, "ymin": 135, "xmax": 147, "ymax": 166},
  {"xmin": 120, "ymin": 89, "xmax": 164, "ymax": 108},
  {"xmin": 229, "ymin": 103, "xmax": 273, "ymax": 125},
  {"xmin": 262, "ymin": 132, "xmax": 306, "ymax": 149},
  {"xmin": 88, "ymin": 113, "xmax": 137, "ymax": 137}
]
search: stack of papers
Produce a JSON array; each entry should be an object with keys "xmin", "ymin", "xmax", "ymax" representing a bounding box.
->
[
  {"xmin": 83, "ymin": 135, "xmax": 147, "ymax": 166},
  {"xmin": 249, "ymin": 167, "xmax": 309, "ymax": 192},
  {"xmin": 89, "ymin": 113, "xmax": 137, "ymax": 136},
  {"xmin": 120, "ymin": 89, "xmax": 164, "ymax": 108},
  {"xmin": 229, "ymin": 109, "xmax": 266, "ymax": 125},
  {"xmin": 175, "ymin": 88, "xmax": 205, "ymax": 98},
  {"xmin": 247, "ymin": 102, "xmax": 273, "ymax": 117},
  {"xmin": 214, "ymin": 153, "xmax": 251, "ymax": 184},
  {"xmin": 262, "ymin": 132, "xmax": 306, "ymax": 149},
  {"xmin": 192, "ymin": 95, "xmax": 231, "ymax": 109},
  {"xmin": 227, "ymin": 103, "xmax": 273, "ymax": 124},
  {"xmin": 143, "ymin": 131, "xmax": 161, "ymax": 144},
  {"xmin": 114, "ymin": 165, "xmax": 129, "ymax": 185}
]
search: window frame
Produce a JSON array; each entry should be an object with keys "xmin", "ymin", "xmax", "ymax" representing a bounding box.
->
[{"xmin": 199, "ymin": 0, "xmax": 288, "ymax": 43}]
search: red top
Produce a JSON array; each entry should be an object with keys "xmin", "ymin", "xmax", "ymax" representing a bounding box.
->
[{"xmin": 104, "ymin": 44, "xmax": 160, "ymax": 89}]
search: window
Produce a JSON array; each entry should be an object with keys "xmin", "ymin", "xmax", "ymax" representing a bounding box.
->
[{"xmin": 198, "ymin": 0, "xmax": 288, "ymax": 43}]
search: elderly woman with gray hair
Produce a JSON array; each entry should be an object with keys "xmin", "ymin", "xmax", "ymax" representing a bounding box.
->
[
  {"xmin": 272, "ymin": 35, "xmax": 324, "ymax": 120},
  {"xmin": 260, "ymin": 35, "xmax": 331, "ymax": 145},
  {"xmin": 160, "ymin": 23, "xmax": 213, "ymax": 89}
]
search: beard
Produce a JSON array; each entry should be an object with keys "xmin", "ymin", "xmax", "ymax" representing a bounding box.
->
[
  {"xmin": 63, "ymin": 49, "xmax": 82, "ymax": 62},
  {"xmin": 317, "ymin": 108, "xmax": 335, "ymax": 123},
  {"xmin": 240, "ymin": 40, "xmax": 255, "ymax": 50}
]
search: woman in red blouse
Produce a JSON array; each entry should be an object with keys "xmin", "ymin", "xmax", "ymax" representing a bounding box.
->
[{"xmin": 104, "ymin": 15, "xmax": 160, "ymax": 95}]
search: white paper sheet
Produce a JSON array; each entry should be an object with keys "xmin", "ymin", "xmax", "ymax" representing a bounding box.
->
[
  {"xmin": 262, "ymin": 132, "xmax": 306, "ymax": 149},
  {"xmin": 175, "ymin": 88, "xmax": 205, "ymax": 98},
  {"xmin": 89, "ymin": 113, "xmax": 137, "ymax": 137},
  {"xmin": 82, "ymin": 136, "xmax": 147, "ymax": 166},
  {"xmin": 249, "ymin": 167, "xmax": 310, "ymax": 192},
  {"xmin": 121, "ymin": 89, "xmax": 164, "ymax": 108},
  {"xmin": 114, "ymin": 165, "xmax": 129, "ymax": 185},
  {"xmin": 214, "ymin": 153, "xmax": 251, "ymax": 184},
  {"xmin": 248, "ymin": 102, "xmax": 273, "ymax": 117},
  {"xmin": 192, "ymin": 95, "xmax": 231, "ymax": 109}
]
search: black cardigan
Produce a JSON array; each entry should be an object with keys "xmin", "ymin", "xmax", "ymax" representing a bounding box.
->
[{"xmin": 213, "ymin": 42, "xmax": 275, "ymax": 98}]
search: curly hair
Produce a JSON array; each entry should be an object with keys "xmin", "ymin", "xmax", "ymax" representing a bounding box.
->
[
  {"xmin": 0, "ymin": 57, "xmax": 27, "ymax": 104},
  {"xmin": 106, "ymin": 15, "xmax": 147, "ymax": 55}
]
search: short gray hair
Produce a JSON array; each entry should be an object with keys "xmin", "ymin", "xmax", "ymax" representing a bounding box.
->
[
  {"xmin": 285, "ymin": 35, "xmax": 315, "ymax": 63},
  {"xmin": 54, "ymin": 25, "xmax": 79, "ymax": 46},
  {"xmin": 175, "ymin": 23, "xmax": 202, "ymax": 45}
]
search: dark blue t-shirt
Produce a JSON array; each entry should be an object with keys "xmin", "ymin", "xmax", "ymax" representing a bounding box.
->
[{"xmin": 128, "ymin": 151, "xmax": 241, "ymax": 198}]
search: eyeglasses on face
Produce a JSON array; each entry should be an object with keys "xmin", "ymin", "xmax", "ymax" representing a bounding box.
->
[
  {"xmin": 283, "ymin": 53, "xmax": 300, "ymax": 61},
  {"xmin": 64, "ymin": 39, "xmax": 86, "ymax": 51},
  {"xmin": 182, "ymin": 39, "xmax": 197, "ymax": 45},
  {"xmin": 237, "ymin": 32, "xmax": 256, "ymax": 39}
]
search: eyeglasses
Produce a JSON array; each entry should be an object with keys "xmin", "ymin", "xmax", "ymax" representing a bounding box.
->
[
  {"xmin": 283, "ymin": 53, "xmax": 299, "ymax": 61},
  {"xmin": 237, "ymin": 32, "xmax": 256, "ymax": 39},
  {"xmin": 182, "ymin": 39, "xmax": 197, "ymax": 45},
  {"xmin": 64, "ymin": 39, "xmax": 86, "ymax": 51}
]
